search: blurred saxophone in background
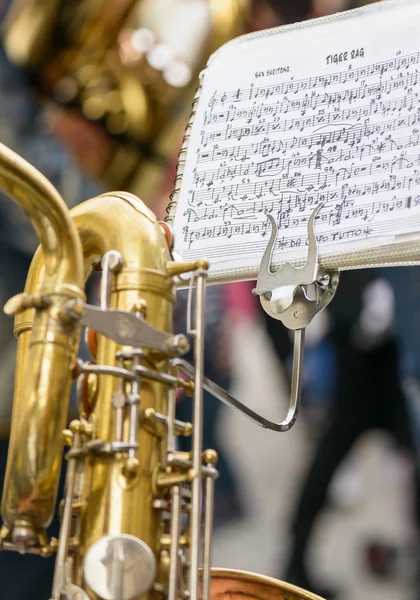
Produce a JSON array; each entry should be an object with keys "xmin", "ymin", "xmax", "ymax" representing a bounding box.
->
[{"xmin": 1, "ymin": 0, "xmax": 250, "ymax": 201}]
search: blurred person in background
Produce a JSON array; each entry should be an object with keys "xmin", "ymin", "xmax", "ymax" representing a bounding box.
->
[
  {"xmin": 383, "ymin": 265, "xmax": 420, "ymax": 600},
  {"xmin": 279, "ymin": 271, "xmax": 420, "ymax": 599}
]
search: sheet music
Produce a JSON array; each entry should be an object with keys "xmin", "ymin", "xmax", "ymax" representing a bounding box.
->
[{"xmin": 173, "ymin": 0, "xmax": 420, "ymax": 277}]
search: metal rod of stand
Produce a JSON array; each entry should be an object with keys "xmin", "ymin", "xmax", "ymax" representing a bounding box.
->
[
  {"xmin": 172, "ymin": 326, "xmax": 305, "ymax": 432},
  {"xmin": 202, "ymin": 454, "xmax": 216, "ymax": 600},
  {"xmin": 189, "ymin": 269, "xmax": 207, "ymax": 600}
]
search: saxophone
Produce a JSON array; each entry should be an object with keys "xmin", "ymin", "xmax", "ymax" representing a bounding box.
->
[
  {"xmin": 2, "ymin": 0, "xmax": 250, "ymax": 200},
  {"xmin": 0, "ymin": 142, "xmax": 322, "ymax": 600}
]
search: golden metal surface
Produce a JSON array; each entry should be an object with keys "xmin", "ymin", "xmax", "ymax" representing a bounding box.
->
[
  {"xmin": 209, "ymin": 569, "xmax": 324, "ymax": 600},
  {"xmin": 0, "ymin": 142, "xmax": 85, "ymax": 534},
  {"xmin": 166, "ymin": 259, "xmax": 210, "ymax": 277},
  {"xmin": 2, "ymin": 0, "xmax": 250, "ymax": 198},
  {"xmin": 72, "ymin": 194, "xmax": 175, "ymax": 597}
]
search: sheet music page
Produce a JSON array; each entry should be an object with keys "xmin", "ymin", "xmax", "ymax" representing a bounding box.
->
[{"xmin": 173, "ymin": 0, "xmax": 420, "ymax": 278}]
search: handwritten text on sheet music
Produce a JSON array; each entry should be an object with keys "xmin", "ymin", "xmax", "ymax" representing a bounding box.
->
[{"xmin": 181, "ymin": 51, "xmax": 420, "ymax": 264}]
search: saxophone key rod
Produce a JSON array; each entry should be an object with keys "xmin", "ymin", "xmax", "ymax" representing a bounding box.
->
[
  {"xmin": 50, "ymin": 423, "xmax": 82, "ymax": 600},
  {"xmin": 99, "ymin": 251, "xmax": 123, "ymax": 310},
  {"xmin": 168, "ymin": 485, "xmax": 182, "ymax": 600},
  {"xmin": 127, "ymin": 360, "xmax": 141, "ymax": 462},
  {"xmin": 167, "ymin": 386, "xmax": 177, "ymax": 455}
]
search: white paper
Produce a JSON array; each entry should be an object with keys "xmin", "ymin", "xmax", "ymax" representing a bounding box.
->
[{"xmin": 173, "ymin": 0, "xmax": 420, "ymax": 278}]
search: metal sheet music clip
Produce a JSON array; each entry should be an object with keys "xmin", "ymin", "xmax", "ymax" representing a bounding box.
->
[{"xmin": 253, "ymin": 203, "xmax": 339, "ymax": 431}]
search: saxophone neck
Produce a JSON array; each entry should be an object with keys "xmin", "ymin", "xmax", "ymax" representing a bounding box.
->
[{"xmin": 0, "ymin": 142, "xmax": 84, "ymax": 296}]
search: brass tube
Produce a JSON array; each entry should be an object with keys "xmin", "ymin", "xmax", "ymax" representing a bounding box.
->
[
  {"xmin": 6, "ymin": 191, "xmax": 175, "ymax": 597},
  {"xmin": 0, "ymin": 142, "xmax": 83, "ymax": 292},
  {"xmin": 70, "ymin": 194, "xmax": 175, "ymax": 594},
  {"xmin": 0, "ymin": 142, "xmax": 85, "ymax": 539}
]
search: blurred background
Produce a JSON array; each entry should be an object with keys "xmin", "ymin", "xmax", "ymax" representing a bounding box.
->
[{"xmin": 2, "ymin": 1, "xmax": 420, "ymax": 600}]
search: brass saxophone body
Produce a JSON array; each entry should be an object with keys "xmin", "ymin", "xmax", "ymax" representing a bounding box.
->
[
  {"xmin": 67, "ymin": 193, "xmax": 177, "ymax": 597},
  {"xmin": 0, "ymin": 141, "xmax": 322, "ymax": 600}
]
